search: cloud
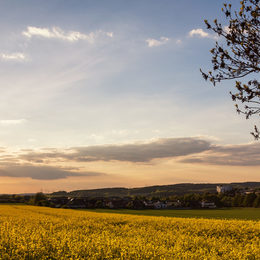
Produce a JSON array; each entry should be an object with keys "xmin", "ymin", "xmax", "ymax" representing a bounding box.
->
[
  {"xmin": 0, "ymin": 119, "xmax": 26, "ymax": 126},
  {"xmin": 22, "ymin": 26, "xmax": 113, "ymax": 43},
  {"xmin": 106, "ymin": 32, "xmax": 113, "ymax": 38},
  {"xmin": 18, "ymin": 137, "xmax": 260, "ymax": 167},
  {"xmin": 0, "ymin": 53, "xmax": 26, "ymax": 61},
  {"xmin": 223, "ymin": 26, "xmax": 230, "ymax": 33},
  {"xmin": 176, "ymin": 39, "xmax": 182, "ymax": 45},
  {"xmin": 180, "ymin": 142, "xmax": 260, "ymax": 166},
  {"xmin": 0, "ymin": 165, "xmax": 104, "ymax": 180},
  {"xmin": 188, "ymin": 28, "xmax": 216, "ymax": 39},
  {"xmin": 3, "ymin": 137, "xmax": 260, "ymax": 170},
  {"xmin": 146, "ymin": 37, "xmax": 169, "ymax": 47},
  {"xmin": 20, "ymin": 137, "xmax": 212, "ymax": 163}
]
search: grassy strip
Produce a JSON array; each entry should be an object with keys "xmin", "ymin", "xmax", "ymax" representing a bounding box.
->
[{"xmin": 82, "ymin": 208, "xmax": 260, "ymax": 220}]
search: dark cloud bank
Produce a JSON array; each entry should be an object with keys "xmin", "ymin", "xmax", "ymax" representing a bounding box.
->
[
  {"xmin": 180, "ymin": 142, "xmax": 260, "ymax": 166},
  {"xmin": 21, "ymin": 137, "xmax": 212, "ymax": 163},
  {"xmin": 17, "ymin": 137, "xmax": 260, "ymax": 167},
  {"xmin": 0, "ymin": 165, "xmax": 104, "ymax": 180}
]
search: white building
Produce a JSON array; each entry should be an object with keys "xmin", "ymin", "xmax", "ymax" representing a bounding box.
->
[{"xmin": 216, "ymin": 185, "xmax": 233, "ymax": 194}]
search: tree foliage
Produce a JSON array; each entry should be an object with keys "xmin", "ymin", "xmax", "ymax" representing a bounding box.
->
[
  {"xmin": 29, "ymin": 192, "xmax": 49, "ymax": 206},
  {"xmin": 201, "ymin": 0, "xmax": 260, "ymax": 138}
]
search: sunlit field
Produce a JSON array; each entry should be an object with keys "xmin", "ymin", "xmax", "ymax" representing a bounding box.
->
[{"xmin": 0, "ymin": 205, "xmax": 259, "ymax": 259}]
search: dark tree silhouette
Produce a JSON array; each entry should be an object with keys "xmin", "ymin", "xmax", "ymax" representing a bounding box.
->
[{"xmin": 201, "ymin": 0, "xmax": 260, "ymax": 138}]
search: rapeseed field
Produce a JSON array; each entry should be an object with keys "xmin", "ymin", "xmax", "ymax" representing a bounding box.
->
[{"xmin": 0, "ymin": 205, "xmax": 259, "ymax": 259}]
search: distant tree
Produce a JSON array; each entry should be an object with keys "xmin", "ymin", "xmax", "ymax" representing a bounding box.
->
[
  {"xmin": 253, "ymin": 195, "xmax": 260, "ymax": 207},
  {"xmin": 169, "ymin": 195, "xmax": 178, "ymax": 201},
  {"xmin": 202, "ymin": 193, "xmax": 222, "ymax": 207},
  {"xmin": 126, "ymin": 201, "xmax": 134, "ymax": 209},
  {"xmin": 201, "ymin": 0, "xmax": 260, "ymax": 138},
  {"xmin": 30, "ymin": 192, "xmax": 49, "ymax": 206},
  {"xmin": 232, "ymin": 194, "xmax": 244, "ymax": 207},
  {"xmin": 132, "ymin": 199, "xmax": 145, "ymax": 209},
  {"xmin": 220, "ymin": 196, "xmax": 233, "ymax": 207},
  {"xmin": 182, "ymin": 194, "xmax": 201, "ymax": 208},
  {"xmin": 94, "ymin": 200, "xmax": 104, "ymax": 208},
  {"xmin": 243, "ymin": 193, "xmax": 257, "ymax": 206},
  {"xmin": 151, "ymin": 196, "xmax": 160, "ymax": 202}
]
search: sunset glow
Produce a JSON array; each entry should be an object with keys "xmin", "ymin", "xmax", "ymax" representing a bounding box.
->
[{"xmin": 0, "ymin": 0, "xmax": 259, "ymax": 193}]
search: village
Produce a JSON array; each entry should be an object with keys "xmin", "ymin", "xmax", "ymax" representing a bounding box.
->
[
  {"xmin": 0, "ymin": 185, "xmax": 259, "ymax": 209},
  {"xmin": 44, "ymin": 185, "xmax": 260, "ymax": 209}
]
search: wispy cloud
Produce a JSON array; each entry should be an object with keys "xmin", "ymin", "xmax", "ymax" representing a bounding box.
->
[
  {"xmin": 146, "ymin": 37, "xmax": 169, "ymax": 47},
  {"xmin": 0, "ymin": 53, "xmax": 26, "ymax": 61},
  {"xmin": 188, "ymin": 28, "xmax": 216, "ymax": 39},
  {"xmin": 22, "ymin": 26, "xmax": 113, "ymax": 43},
  {"xmin": 0, "ymin": 119, "xmax": 26, "ymax": 126}
]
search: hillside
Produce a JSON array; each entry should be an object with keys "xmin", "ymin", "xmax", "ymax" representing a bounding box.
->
[{"xmin": 51, "ymin": 182, "xmax": 260, "ymax": 198}]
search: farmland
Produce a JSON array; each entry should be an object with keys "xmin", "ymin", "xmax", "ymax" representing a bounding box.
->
[
  {"xmin": 0, "ymin": 205, "xmax": 259, "ymax": 259},
  {"xmin": 85, "ymin": 208, "xmax": 260, "ymax": 221}
]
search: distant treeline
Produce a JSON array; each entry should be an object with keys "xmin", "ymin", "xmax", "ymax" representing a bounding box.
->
[
  {"xmin": 170, "ymin": 192, "xmax": 260, "ymax": 208},
  {"xmin": 35, "ymin": 192, "xmax": 260, "ymax": 208},
  {"xmin": 2, "ymin": 190, "xmax": 259, "ymax": 209},
  {"xmin": 1, "ymin": 182, "xmax": 260, "ymax": 209}
]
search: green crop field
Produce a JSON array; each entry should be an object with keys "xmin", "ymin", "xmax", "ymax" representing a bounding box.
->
[{"xmin": 84, "ymin": 208, "xmax": 260, "ymax": 220}]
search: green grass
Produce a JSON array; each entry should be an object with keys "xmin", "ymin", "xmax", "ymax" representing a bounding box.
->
[{"xmin": 83, "ymin": 208, "xmax": 260, "ymax": 220}]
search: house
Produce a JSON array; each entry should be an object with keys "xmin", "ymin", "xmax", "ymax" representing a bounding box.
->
[
  {"xmin": 67, "ymin": 198, "xmax": 87, "ymax": 209},
  {"xmin": 48, "ymin": 196, "xmax": 69, "ymax": 208},
  {"xmin": 153, "ymin": 201, "xmax": 167, "ymax": 209},
  {"xmin": 105, "ymin": 197, "xmax": 130, "ymax": 209},
  {"xmin": 106, "ymin": 201, "xmax": 115, "ymax": 209},
  {"xmin": 201, "ymin": 201, "xmax": 216, "ymax": 208},
  {"xmin": 166, "ymin": 200, "xmax": 182, "ymax": 208},
  {"xmin": 143, "ymin": 200, "xmax": 154, "ymax": 209},
  {"xmin": 244, "ymin": 191, "xmax": 254, "ymax": 195},
  {"xmin": 216, "ymin": 185, "xmax": 232, "ymax": 194}
]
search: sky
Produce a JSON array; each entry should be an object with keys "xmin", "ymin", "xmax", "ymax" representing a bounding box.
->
[{"xmin": 0, "ymin": 0, "xmax": 259, "ymax": 193}]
